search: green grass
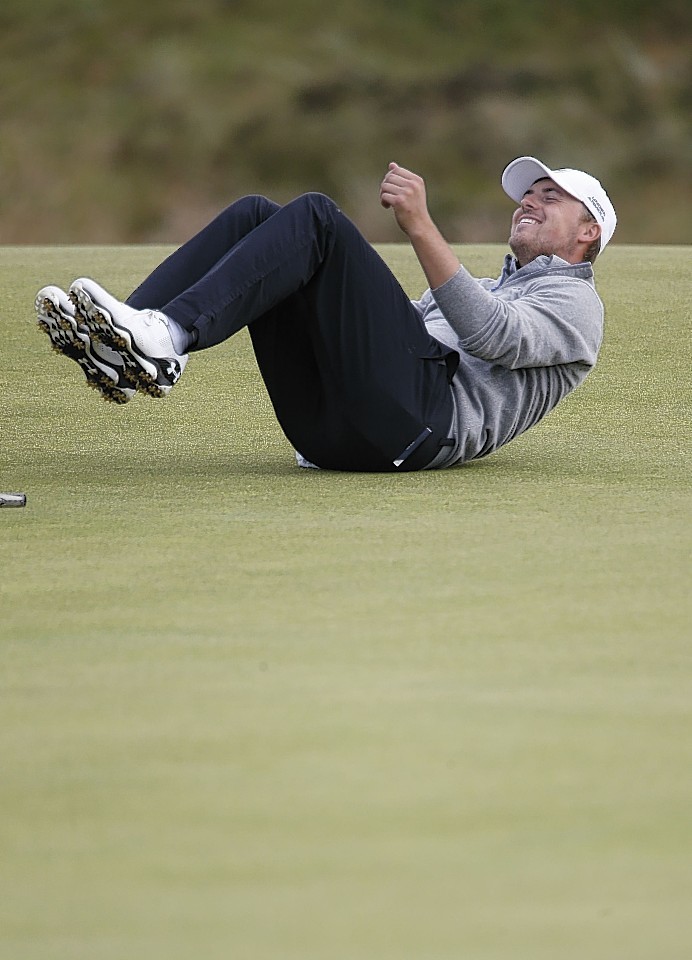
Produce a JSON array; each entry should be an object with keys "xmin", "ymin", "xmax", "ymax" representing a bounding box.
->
[{"xmin": 1, "ymin": 243, "xmax": 690, "ymax": 959}]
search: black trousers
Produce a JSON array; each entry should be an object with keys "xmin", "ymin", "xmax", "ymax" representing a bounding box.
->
[{"xmin": 127, "ymin": 193, "xmax": 458, "ymax": 472}]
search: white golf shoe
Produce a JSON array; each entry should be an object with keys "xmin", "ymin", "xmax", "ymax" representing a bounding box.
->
[
  {"xmin": 35, "ymin": 285, "xmax": 136, "ymax": 404},
  {"xmin": 69, "ymin": 278, "xmax": 188, "ymax": 398}
]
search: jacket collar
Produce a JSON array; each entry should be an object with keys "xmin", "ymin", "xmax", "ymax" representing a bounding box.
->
[{"xmin": 494, "ymin": 253, "xmax": 595, "ymax": 290}]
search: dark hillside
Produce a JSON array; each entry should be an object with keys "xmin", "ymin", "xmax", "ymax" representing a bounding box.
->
[{"xmin": 1, "ymin": 0, "xmax": 689, "ymax": 243}]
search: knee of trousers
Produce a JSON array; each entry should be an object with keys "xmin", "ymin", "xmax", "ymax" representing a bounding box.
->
[
  {"xmin": 224, "ymin": 194, "xmax": 280, "ymax": 221},
  {"xmin": 291, "ymin": 192, "xmax": 341, "ymax": 220}
]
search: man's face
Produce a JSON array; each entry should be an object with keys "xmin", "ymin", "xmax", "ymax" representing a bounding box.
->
[{"xmin": 508, "ymin": 178, "xmax": 595, "ymax": 266}]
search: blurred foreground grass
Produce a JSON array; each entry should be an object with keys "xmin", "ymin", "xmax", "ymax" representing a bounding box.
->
[{"xmin": 1, "ymin": 243, "xmax": 690, "ymax": 960}]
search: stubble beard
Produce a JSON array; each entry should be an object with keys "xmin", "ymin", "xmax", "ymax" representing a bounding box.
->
[
  {"xmin": 508, "ymin": 232, "xmax": 540, "ymax": 267},
  {"xmin": 509, "ymin": 221, "xmax": 580, "ymax": 266}
]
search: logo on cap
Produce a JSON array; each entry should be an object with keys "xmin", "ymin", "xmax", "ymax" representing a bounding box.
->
[{"xmin": 589, "ymin": 196, "xmax": 606, "ymax": 221}]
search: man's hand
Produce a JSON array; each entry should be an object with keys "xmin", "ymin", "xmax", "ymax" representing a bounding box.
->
[
  {"xmin": 379, "ymin": 162, "xmax": 433, "ymax": 238},
  {"xmin": 380, "ymin": 161, "xmax": 461, "ymax": 290}
]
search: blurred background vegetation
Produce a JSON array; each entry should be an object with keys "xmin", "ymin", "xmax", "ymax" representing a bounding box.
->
[{"xmin": 1, "ymin": 0, "xmax": 690, "ymax": 245}]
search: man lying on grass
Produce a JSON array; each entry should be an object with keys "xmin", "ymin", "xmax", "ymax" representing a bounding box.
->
[{"xmin": 35, "ymin": 156, "xmax": 616, "ymax": 472}]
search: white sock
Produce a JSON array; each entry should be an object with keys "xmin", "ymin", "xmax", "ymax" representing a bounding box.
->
[{"xmin": 165, "ymin": 315, "xmax": 194, "ymax": 354}]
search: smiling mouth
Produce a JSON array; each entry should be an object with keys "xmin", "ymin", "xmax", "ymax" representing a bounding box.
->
[{"xmin": 517, "ymin": 217, "xmax": 540, "ymax": 225}]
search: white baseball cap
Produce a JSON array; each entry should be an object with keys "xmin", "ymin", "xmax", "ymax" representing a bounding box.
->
[{"xmin": 501, "ymin": 156, "xmax": 617, "ymax": 251}]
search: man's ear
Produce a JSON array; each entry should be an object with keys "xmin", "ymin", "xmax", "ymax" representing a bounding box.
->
[{"xmin": 580, "ymin": 220, "xmax": 601, "ymax": 244}]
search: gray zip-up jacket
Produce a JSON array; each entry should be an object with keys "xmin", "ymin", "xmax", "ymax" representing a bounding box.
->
[{"xmin": 416, "ymin": 253, "xmax": 604, "ymax": 467}]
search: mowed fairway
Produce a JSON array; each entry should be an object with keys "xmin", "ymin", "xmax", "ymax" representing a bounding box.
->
[{"xmin": 1, "ymin": 243, "xmax": 690, "ymax": 960}]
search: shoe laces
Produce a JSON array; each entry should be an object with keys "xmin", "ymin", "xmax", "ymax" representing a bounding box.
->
[{"xmin": 141, "ymin": 309, "xmax": 168, "ymax": 328}]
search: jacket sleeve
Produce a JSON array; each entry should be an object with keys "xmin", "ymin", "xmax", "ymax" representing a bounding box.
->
[
  {"xmin": 409, "ymin": 289, "xmax": 434, "ymax": 316},
  {"xmin": 431, "ymin": 266, "xmax": 603, "ymax": 369}
]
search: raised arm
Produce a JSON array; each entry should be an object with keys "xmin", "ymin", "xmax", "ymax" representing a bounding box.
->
[{"xmin": 380, "ymin": 162, "xmax": 460, "ymax": 290}]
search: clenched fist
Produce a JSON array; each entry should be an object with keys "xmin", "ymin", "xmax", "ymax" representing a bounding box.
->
[
  {"xmin": 379, "ymin": 162, "xmax": 460, "ymax": 289},
  {"xmin": 379, "ymin": 162, "xmax": 433, "ymax": 237}
]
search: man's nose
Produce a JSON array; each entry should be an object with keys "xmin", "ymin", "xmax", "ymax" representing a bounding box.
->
[{"xmin": 521, "ymin": 194, "xmax": 538, "ymax": 211}]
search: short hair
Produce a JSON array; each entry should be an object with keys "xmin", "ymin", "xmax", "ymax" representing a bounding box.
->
[{"xmin": 580, "ymin": 207, "xmax": 601, "ymax": 263}]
